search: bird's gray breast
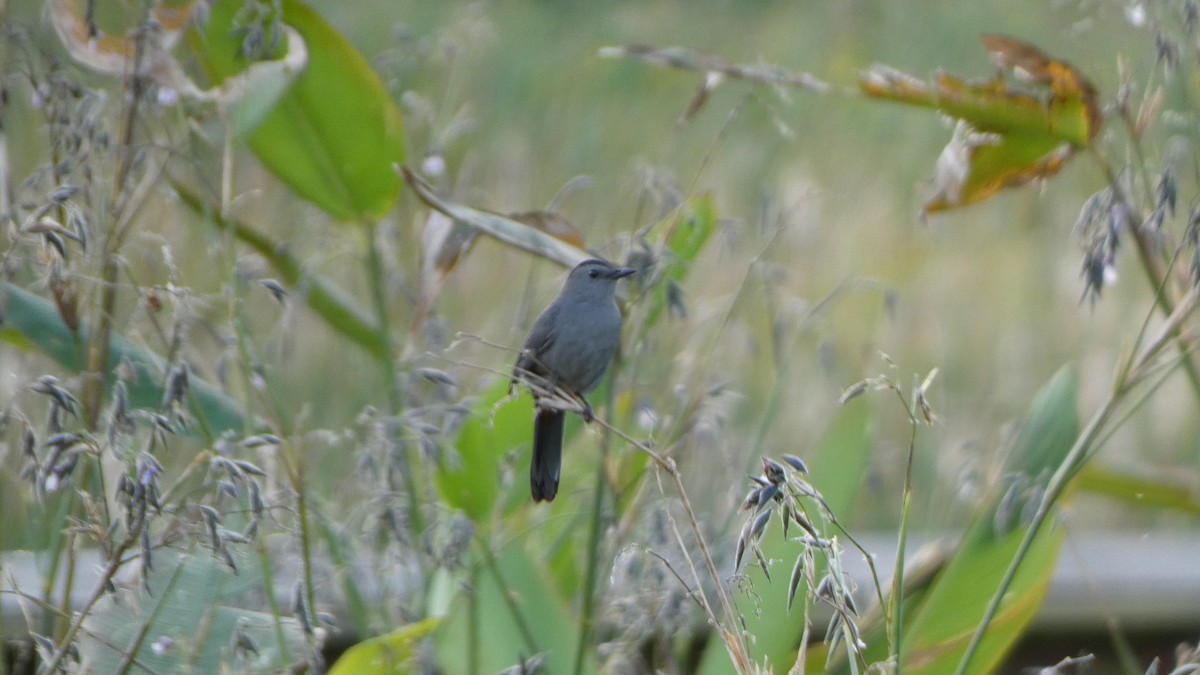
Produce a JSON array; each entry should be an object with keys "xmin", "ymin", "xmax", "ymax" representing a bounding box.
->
[{"xmin": 538, "ymin": 298, "xmax": 621, "ymax": 394}]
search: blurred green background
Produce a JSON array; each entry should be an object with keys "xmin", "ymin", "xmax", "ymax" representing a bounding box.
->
[
  {"xmin": 3, "ymin": 0, "xmax": 1199, "ymax": 672},
  {"xmin": 291, "ymin": 0, "xmax": 1196, "ymax": 526}
]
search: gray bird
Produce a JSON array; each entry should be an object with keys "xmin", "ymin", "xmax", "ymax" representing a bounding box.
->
[{"xmin": 512, "ymin": 258, "xmax": 635, "ymax": 502}]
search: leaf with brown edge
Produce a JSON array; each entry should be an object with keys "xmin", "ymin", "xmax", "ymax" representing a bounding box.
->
[
  {"xmin": 507, "ymin": 210, "xmax": 586, "ymax": 249},
  {"xmin": 401, "ymin": 166, "xmax": 590, "ymax": 268},
  {"xmin": 419, "ymin": 210, "xmax": 479, "ymax": 315},
  {"xmin": 51, "ymin": 0, "xmax": 307, "ymax": 141},
  {"xmin": 861, "ymin": 35, "xmax": 1101, "ymax": 214},
  {"xmin": 49, "ymin": 0, "xmax": 194, "ymax": 76},
  {"xmin": 927, "ymin": 122, "xmax": 1075, "ymax": 213}
]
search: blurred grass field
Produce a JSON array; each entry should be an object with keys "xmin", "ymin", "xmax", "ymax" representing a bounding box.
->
[
  {"xmin": 295, "ymin": 0, "xmax": 1199, "ymax": 525},
  {"xmin": 1, "ymin": 0, "xmax": 1194, "ymax": 553},
  {"xmin": 2, "ymin": 0, "xmax": 1199, "ymax": 671}
]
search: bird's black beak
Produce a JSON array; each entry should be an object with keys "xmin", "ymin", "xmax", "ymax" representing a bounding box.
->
[{"xmin": 610, "ymin": 267, "xmax": 636, "ymax": 280}]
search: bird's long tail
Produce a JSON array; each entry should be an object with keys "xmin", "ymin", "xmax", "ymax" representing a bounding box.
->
[{"xmin": 531, "ymin": 409, "xmax": 564, "ymax": 502}]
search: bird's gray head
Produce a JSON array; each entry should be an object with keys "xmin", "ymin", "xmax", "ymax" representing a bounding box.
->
[{"xmin": 562, "ymin": 259, "xmax": 635, "ymax": 299}]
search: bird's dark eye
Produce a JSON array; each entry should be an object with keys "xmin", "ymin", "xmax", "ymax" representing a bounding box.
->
[{"xmin": 589, "ymin": 269, "xmax": 599, "ymax": 279}]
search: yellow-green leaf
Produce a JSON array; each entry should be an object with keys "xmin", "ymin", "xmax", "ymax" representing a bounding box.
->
[
  {"xmin": 900, "ymin": 367, "xmax": 1079, "ymax": 674},
  {"xmin": 901, "ymin": 524, "xmax": 1062, "ymax": 674},
  {"xmin": 860, "ymin": 35, "xmax": 1100, "ymax": 214},
  {"xmin": 327, "ymin": 619, "xmax": 440, "ymax": 675},
  {"xmin": 1077, "ymin": 465, "xmax": 1200, "ymax": 516},
  {"xmin": 925, "ymin": 128, "xmax": 1073, "ymax": 214}
]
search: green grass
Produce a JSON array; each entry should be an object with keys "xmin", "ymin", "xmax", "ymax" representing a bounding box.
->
[{"xmin": 3, "ymin": 0, "xmax": 1199, "ymax": 673}]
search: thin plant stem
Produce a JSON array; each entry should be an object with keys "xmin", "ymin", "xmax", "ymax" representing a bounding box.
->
[
  {"xmin": 81, "ymin": 1, "xmax": 152, "ymax": 428},
  {"xmin": 40, "ymin": 524, "xmax": 144, "ymax": 673},
  {"xmin": 889, "ymin": 415, "xmax": 919, "ymax": 674},
  {"xmin": 468, "ymin": 557, "xmax": 480, "ymax": 675},
  {"xmin": 596, "ymin": 418, "xmax": 752, "ymax": 671},
  {"xmin": 1093, "ymin": 343, "xmax": 1200, "ymax": 454},
  {"xmin": 956, "ymin": 287, "xmax": 1199, "ymax": 673},
  {"xmin": 255, "ymin": 539, "xmax": 293, "ymax": 666},
  {"xmin": 1091, "ymin": 150, "xmax": 1200, "ymax": 399},
  {"xmin": 573, "ymin": 441, "xmax": 608, "ymax": 675},
  {"xmin": 364, "ymin": 226, "xmax": 425, "ymax": 538},
  {"xmin": 573, "ymin": 378, "xmax": 617, "ymax": 675},
  {"xmin": 954, "ymin": 390, "xmax": 1121, "ymax": 674}
]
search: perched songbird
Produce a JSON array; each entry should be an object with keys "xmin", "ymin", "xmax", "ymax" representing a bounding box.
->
[{"xmin": 512, "ymin": 259, "xmax": 635, "ymax": 502}]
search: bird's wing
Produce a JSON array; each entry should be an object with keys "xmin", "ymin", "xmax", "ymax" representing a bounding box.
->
[{"xmin": 512, "ymin": 303, "xmax": 559, "ymax": 384}]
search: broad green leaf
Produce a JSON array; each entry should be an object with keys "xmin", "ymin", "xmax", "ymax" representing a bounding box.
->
[
  {"xmin": 898, "ymin": 367, "xmax": 1079, "ymax": 674},
  {"xmin": 191, "ymin": 0, "xmax": 405, "ymax": 221},
  {"xmin": 1077, "ymin": 465, "xmax": 1200, "ymax": 516},
  {"xmin": 434, "ymin": 380, "xmax": 531, "ymax": 521},
  {"xmin": 808, "ymin": 398, "xmax": 876, "ymax": 517},
  {"xmin": 1007, "ymin": 367, "xmax": 1081, "ymax": 478},
  {"xmin": 434, "ymin": 545, "xmax": 594, "ymax": 674},
  {"xmin": 861, "ymin": 71, "xmax": 1095, "ymax": 147},
  {"xmin": 900, "ymin": 522, "xmax": 1061, "ymax": 674},
  {"xmin": 1, "ymin": 283, "xmax": 246, "ymax": 437},
  {"xmin": 327, "ymin": 619, "xmax": 439, "ymax": 675},
  {"xmin": 78, "ymin": 549, "xmax": 308, "ymax": 673},
  {"xmin": 924, "ymin": 129, "xmax": 1073, "ymax": 213},
  {"xmin": 665, "ymin": 194, "xmax": 717, "ymax": 265}
]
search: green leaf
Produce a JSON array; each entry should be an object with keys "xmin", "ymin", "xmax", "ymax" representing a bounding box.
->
[
  {"xmin": 897, "ymin": 366, "xmax": 1079, "ymax": 674},
  {"xmin": 900, "ymin": 522, "xmax": 1062, "ymax": 674},
  {"xmin": 923, "ymin": 130, "xmax": 1073, "ymax": 214},
  {"xmin": 861, "ymin": 70, "xmax": 1095, "ymax": 147},
  {"xmin": 191, "ymin": 0, "xmax": 405, "ymax": 221},
  {"xmin": 643, "ymin": 195, "xmax": 717, "ymax": 330},
  {"xmin": 435, "ymin": 380, "xmax": 531, "ymax": 521},
  {"xmin": 78, "ymin": 549, "xmax": 307, "ymax": 673},
  {"xmin": 1, "ymin": 283, "xmax": 246, "ymax": 437},
  {"xmin": 1007, "ymin": 367, "xmax": 1081, "ymax": 478},
  {"xmin": 434, "ymin": 545, "xmax": 594, "ymax": 674},
  {"xmin": 403, "ymin": 167, "xmax": 591, "ymax": 267},
  {"xmin": 665, "ymin": 194, "xmax": 717, "ymax": 265},
  {"xmin": 327, "ymin": 619, "xmax": 440, "ymax": 675},
  {"xmin": 808, "ymin": 398, "xmax": 876, "ymax": 517},
  {"xmin": 1076, "ymin": 465, "xmax": 1200, "ymax": 516},
  {"xmin": 860, "ymin": 36, "xmax": 1100, "ymax": 214}
]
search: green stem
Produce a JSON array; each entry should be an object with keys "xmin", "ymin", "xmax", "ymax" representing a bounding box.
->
[
  {"xmin": 1092, "ymin": 150, "xmax": 1200, "ymax": 401},
  {"xmin": 364, "ymin": 227, "xmax": 424, "ymax": 538},
  {"xmin": 574, "ymin": 421, "xmax": 609, "ymax": 675},
  {"xmin": 40, "ymin": 522, "xmax": 144, "ymax": 673},
  {"xmin": 953, "ymin": 395, "xmax": 1116, "ymax": 675},
  {"xmin": 889, "ymin": 422, "xmax": 916, "ymax": 673},
  {"xmin": 255, "ymin": 539, "xmax": 293, "ymax": 665},
  {"xmin": 296, "ymin": 480, "xmax": 319, "ymax": 652},
  {"xmin": 468, "ymin": 558, "xmax": 480, "ymax": 675}
]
